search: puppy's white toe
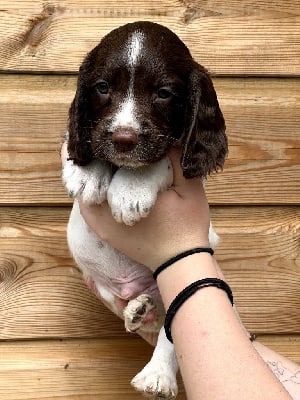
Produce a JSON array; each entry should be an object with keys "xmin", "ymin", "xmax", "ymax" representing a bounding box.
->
[
  {"xmin": 62, "ymin": 159, "xmax": 112, "ymax": 204},
  {"xmin": 131, "ymin": 362, "xmax": 178, "ymax": 399},
  {"xmin": 107, "ymin": 159, "xmax": 172, "ymax": 226},
  {"xmin": 107, "ymin": 185, "xmax": 155, "ymax": 225}
]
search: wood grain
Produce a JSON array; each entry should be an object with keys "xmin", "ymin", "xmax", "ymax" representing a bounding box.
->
[
  {"xmin": 0, "ymin": 3, "xmax": 298, "ymax": 398},
  {"xmin": 0, "ymin": 336, "xmax": 299, "ymax": 400},
  {"xmin": 213, "ymin": 206, "xmax": 300, "ymax": 332},
  {"xmin": 0, "ymin": 1, "xmax": 299, "ymax": 75},
  {"xmin": 0, "ymin": 205, "xmax": 299, "ymax": 340},
  {"xmin": 258, "ymin": 334, "xmax": 300, "ymax": 364},
  {"xmin": 0, "ymin": 338, "xmax": 185, "ymax": 400},
  {"xmin": 0, "ymin": 75, "xmax": 299, "ymax": 205}
]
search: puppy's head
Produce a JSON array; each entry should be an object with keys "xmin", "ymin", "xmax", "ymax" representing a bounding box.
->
[{"xmin": 68, "ymin": 21, "xmax": 227, "ymax": 177}]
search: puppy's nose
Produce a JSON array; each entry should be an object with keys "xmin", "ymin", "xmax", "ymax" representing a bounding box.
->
[{"xmin": 111, "ymin": 128, "xmax": 138, "ymax": 152}]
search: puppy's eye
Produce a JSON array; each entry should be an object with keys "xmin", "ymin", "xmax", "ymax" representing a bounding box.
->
[
  {"xmin": 95, "ymin": 81, "xmax": 109, "ymax": 95},
  {"xmin": 157, "ymin": 88, "xmax": 173, "ymax": 99}
]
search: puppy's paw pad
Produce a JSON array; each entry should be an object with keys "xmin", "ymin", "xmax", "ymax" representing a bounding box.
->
[
  {"xmin": 124, "ymin": 294, "xmax": 156, "ymax": 332},
  {"xmin": 131, "ymin": 367, "xmax": 177, "ymax": 399}
]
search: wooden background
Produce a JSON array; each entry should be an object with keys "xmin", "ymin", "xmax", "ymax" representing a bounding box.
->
[{"xmin": 0, "ymin": 1, "xmax": 299, "ymax": 399}]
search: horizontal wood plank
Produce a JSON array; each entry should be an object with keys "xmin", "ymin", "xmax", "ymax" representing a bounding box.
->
[
  {"xmin": 258, "ymin": 334, "xmax": 300, "ymax": 365},
  {"xmin": 0, "ymin": 4, "xmax": 298, "ymax": 398},
  {"xmin": 0, "ymin": 1, "xmax": 299, "ymax": 75},
  {"xmin": 0, "ymin": 336, "xmax": 299, "ymax": 400},
  {"xmin": 0, "ymin": 205, "xmax": 299, "ymax": 340},
  {"xmin": 213, "ymin": 206, "xmax": 300, "ymax": 332},
  {"xmin": 0, "ymin": 338, "xmax": 185, "ymax": 400},
  {"xmin": 0, "ymin": 75, "xmax": 299, "ymax": 205}
]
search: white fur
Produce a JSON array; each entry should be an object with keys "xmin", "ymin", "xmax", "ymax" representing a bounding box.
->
[
  {"xmin": 127, "ymin": 31, "xmax": 144, "ymax": 67},
  {"xmin": 109, "ymin": 95, "xmax": 140, "ymax": 132},
  {"xmin": 62, "ymin": 159, "xmax": 112, "ymax": 204},
  {"xmin": 64, "ymin": 157, "xmax": 179, "ymax": 398},
  {"xmin": 123, "ymin": 294, "xmax": 156, "ymax": 332},
  {"xmin": 107, "ymin": 158, "xmax": 173, "ymax": 225},
  {"xmin": 131, "ymin": 328, "xmax": 178, "ymax": 398},
  {"xmin": 63, "ymin": 155, "xmax": 219, "ymax": 399},
  {"xmin": 109, "ymin": 31, "xmax": 145, "ymax": 132}
]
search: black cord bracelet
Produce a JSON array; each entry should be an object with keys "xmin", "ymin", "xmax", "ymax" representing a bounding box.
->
[
  {"xmin": 164, "ymin": 278, "xmax": 234, "ymax": 343},
  {"xmin": 153, "ymin": 247, "xmax": 214, "ymax": 280}
]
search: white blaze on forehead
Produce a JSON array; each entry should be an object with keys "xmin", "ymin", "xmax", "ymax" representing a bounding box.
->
[
  {"xmin": 127, "ymin": 31, "xmax": 144, "ymax": 66},
  {"xmin": 110, "ymin": 96, "xmax": 140, "ymax": 131},
  {"xmin": 110, "ymin": 31, "xmax": 144, "ymax": 132}
]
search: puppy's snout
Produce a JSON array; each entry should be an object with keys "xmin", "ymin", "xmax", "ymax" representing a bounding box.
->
[{"xmin": 112, "ymin": 128, "xmax": 138, "ymax": 152}]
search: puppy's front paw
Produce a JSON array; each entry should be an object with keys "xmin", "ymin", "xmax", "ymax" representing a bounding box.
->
[
  {"xmin": 123, "ymin": 294, "xmax": 156, "ymax": 333},
  {"xmin": 108, "ymin": 187, "xmax": 156, "ymax": 226},
  {"xmin": 107, "ymin": 158, "xmax": 172, "ymax": 225},
  {"xmin": 107, "ymin": 172, "xmax": 157, "ymax": 225},
  {"xmin": 62, "ymin": 159, "xmax": 112, "ymax": 204},
  {"xmin": 131, "ymin": 362, "xmax": 178, "ymax": 399}
]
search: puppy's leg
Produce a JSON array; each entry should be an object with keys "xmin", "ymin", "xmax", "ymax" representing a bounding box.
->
[
  {"xmin": 62, "ymin": 159, "xmax": 112, "ymax": 204},
  {"xmin": 107, "ymin": 157, "xmax": 173, "ymax": 225},
  {"xmin": 87, "ymin": 279, "xmax": 131, "ymax": 320},
  {"xmin": 131, "ymin": 327, "xmax": 178, "ymax": 399}
]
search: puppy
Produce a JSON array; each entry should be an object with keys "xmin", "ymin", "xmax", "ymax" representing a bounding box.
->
[{"xmin": 62, "ymin": 21, "xmax": 227, "ymax": 399}]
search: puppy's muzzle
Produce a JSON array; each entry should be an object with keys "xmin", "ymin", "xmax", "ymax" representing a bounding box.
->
[{"xmin": 112, "ymin": 128, "xmax": 138, "ymax": 153}]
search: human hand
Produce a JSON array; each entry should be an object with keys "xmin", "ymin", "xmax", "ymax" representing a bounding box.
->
[
  {"xmin": 77, "ymin": 148, "xmax": 211, "ymax": 271},
  {"xmin": 61, "ymin": 139, "xmax": 69, "ymax": 165}
]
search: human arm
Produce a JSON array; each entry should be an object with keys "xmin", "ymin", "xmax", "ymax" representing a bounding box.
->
[
  {"xmin": 61, "ymin": 142, "xmax": 297, "ymax": 399},
  {"xmin": 155, "ymin": 253, "xmax": 292, "ymax": 400}
]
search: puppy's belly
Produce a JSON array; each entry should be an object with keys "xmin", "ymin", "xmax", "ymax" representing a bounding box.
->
[{"xmin": 67, "ymin": 201, "xmax": 159, "ymax": 301}]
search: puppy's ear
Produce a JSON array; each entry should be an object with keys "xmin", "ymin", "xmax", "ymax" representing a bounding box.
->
[
  {"xmin": 181, "ymin": 65, "xmax": 227, "ymax": 178},
  {"xmin": 67, "ymin": 63, "xmax": 93, "ymax": 166}
]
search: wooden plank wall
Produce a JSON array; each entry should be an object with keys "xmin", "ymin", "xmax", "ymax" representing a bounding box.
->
[{"xmin": 0, "ymin": 1, "xmax": 299, "ymax": 399}]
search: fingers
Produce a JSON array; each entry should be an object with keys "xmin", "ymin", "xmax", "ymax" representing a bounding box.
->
[
  {"xmin": 167, "ymin": 148, "xmax": 186, "ymax": 186},
  {"xmin": 61, "ymin": 140, "xmax": 69, "ymax": 167},
  {"xmin": 168, "ymin": 148, "xmax": 205, "ymax": 198},
  {"xmin": 79, "ymin": 202, "xmax": 126, "ymax": 242}
]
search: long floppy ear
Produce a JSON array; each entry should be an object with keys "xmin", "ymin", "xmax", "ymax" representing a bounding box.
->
[
  {"xmin": 67, "ymin": 63, "xmax": 93, "ymax": 166},
  {"xmin": 181, "ymin": 64, "xmax": 227, "ymax": 178}
]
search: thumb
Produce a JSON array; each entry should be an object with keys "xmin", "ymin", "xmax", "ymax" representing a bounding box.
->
[
  {"xmin": 61, "ymin": 140, "xmax": 69, "ymax": 167},
  {"xmin": 168, "ymin": 148, "xmax": 204, "ymax": 196},
  {"xmin": 168, "ymin": 148, "xmax": 187, "ymax": 186}
]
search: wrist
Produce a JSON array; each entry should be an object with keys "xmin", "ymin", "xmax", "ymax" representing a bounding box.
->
[
  {"xmin": 164, "ymin": 278, "xmax": 234, "ymax": 343},
  {"xmin": 151, "ymin": 237, "xmax": 210, "ymax": 269},
  {"xmin": 153, "ymin": 247, "xmax": 214, "ymax": 280},
  {"xmin": 157, "ymin": 252, "xmax": 219, "ymax": 309}
]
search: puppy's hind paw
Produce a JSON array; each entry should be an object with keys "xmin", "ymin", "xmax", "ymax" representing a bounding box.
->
[
  {"xmin": 131, "ymin": 363, "xmax": 178, "ymax": 399},
  {"xmin": 123, "ymin": 294, "xmax": 156, "ymax": 332}
]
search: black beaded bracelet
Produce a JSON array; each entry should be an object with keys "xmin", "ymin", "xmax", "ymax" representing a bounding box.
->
[
  {"xmin": 153, "ymin": 247, "xmax": 214, "ymax": 280},
  {"xmin": 164, "ymin": 278, "xmax": 234, "ymax": 343}
]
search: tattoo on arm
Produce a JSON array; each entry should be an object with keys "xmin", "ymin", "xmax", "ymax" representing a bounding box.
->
[{"xmin": 267, "ymin": 361, "xmax": 300, "ymax": 385}]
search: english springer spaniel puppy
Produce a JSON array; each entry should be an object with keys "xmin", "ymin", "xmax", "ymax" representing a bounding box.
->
[{"xmin": 63, "ymin": 21, "xmax": 227, "ymax": 399}]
